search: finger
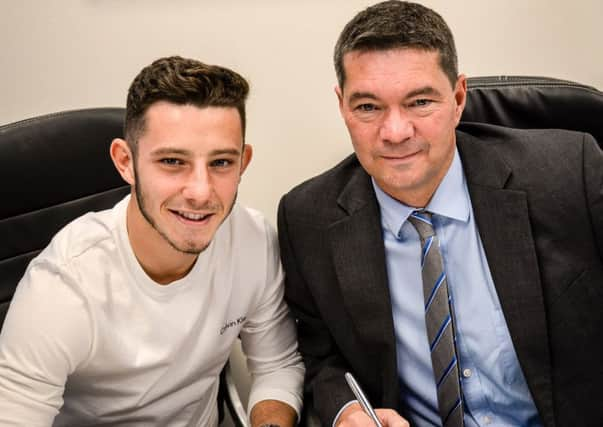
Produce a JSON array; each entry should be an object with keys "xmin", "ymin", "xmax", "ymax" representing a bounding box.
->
[{"xmin": 376, "ymin": 409, "xmax": 410, "ymax": 427}]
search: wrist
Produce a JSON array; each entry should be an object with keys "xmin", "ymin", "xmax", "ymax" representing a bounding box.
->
[{"xmin": 336, "ymin": 402, "xmax": 363, "ymax": 426}]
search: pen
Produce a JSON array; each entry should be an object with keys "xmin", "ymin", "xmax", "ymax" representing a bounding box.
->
[{"xmin": 344, "ymin": 372, "xmax": 384, "ymax": 427}]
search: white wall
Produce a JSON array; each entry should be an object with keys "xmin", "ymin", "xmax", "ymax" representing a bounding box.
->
[
  {"xmin": 2, "ymin": 2, "xmax": 601, "ymax": 425},
  {"xmin": 2, "ymin": 0, "xmax": 602, "ymax": 224}
]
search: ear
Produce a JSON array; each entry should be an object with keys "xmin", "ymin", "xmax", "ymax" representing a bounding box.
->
[
  {"xmin": 239, "ymin": 143, "xmax": 253, "ymax": 176},
  {"xmin": 453, "ymin": 74, "xmax": 467, "ymax": 126},
  {"xmin": 110, "ymin": 138, "xmax": 135, "ymax": 185},
  {"xmin": 335, "ymin": 84, "xmax": 345, "ymax": 116}
]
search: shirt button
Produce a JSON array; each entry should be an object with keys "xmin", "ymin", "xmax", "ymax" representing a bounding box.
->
[
  {"xmin": 462, "ymin": 368, "xmax": 472, "ymax": 378},
  {"xmin": 483, "ymin": 416, "xmax": 492, "ymax": 424}
]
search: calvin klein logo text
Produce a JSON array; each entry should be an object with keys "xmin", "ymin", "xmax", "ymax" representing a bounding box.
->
[{"xmin": 219, "ymin": 316, "xmax": 246, "ymax": 335}]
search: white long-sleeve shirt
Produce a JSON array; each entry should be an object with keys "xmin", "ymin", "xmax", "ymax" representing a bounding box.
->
[{"xmin": 0, "ymin": 196, "xmax": 304, "ymax": 426}]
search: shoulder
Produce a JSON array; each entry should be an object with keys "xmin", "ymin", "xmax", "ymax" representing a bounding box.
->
[
  {"xmin": 38, "ymin": 204, "xmax": 119, "ymax": 267},
  {"xmin": 284, "ymin": 154, "xmax": 362, "ymax": 200},
  {"xmin": 24, "ymin": 199, "xmax": 125, "ymax": 302},
  {"xmin": 279, "ymin": 153, "xmax": 369, "ymax": 220},
  {"xmin": 457, "ymin": 122, "xmax": 594, "ymax": 171},
  {"xmin": 3, "ymin": 199, "xmax": 127, "ymax": 371},
  {"xmin": 227, "ymin": 203, "xmax": 274, "ymax": 241},
  {"xmin": 456, "ymin": 123, "xmax": 599, "ymax": 196},
  {"xmin": 215, "ymin": 204, "xmax": 279, "ymax": 262},
  {"xmin": 3, "ymin": 211, "xmax": 116, "ymax": 368},
  {"xmin": 210, "ymin": 204, "xmax": 282, "ymax": 308},
  {"xmin": 457, "ymin": 122, "xmax": 590, "ymax": 154}
]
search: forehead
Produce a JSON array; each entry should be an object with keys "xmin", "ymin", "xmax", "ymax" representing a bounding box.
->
[
  {"xmin": 341, "ymin": 48, "xmax": 448, "ymax": 93},
  {"xmin": 138, "ymin": 101, "xmax": 243, "ymax": 150},
  {"xmin": 143, "ymin": 101, "xmax": 242, "ymax": 129}
]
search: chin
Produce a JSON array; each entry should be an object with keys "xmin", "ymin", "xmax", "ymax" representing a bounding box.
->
[{"xmin": 173, "ymin": 240, "xmax": 211, "ymax": 255}]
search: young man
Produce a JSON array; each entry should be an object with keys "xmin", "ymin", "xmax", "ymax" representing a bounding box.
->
[
  {"xmin": 278, "ymin": 1, "xmax": 603, "ymax": 426},
  {"xmin": 0, "ymin": 56, "xmax": 303, "ymax": 426}
]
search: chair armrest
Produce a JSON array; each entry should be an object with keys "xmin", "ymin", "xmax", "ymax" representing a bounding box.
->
[{"xmin": 222, "ymin": 361, "xmax": 250, "ymax": 427}]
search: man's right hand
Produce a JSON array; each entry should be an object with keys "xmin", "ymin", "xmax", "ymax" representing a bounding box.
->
[{"xmin": 335, "ymin": 402, "xmax": 410, "ymax": 427}]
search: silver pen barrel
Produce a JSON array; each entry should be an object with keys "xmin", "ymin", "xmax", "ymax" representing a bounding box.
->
[{"xmin": 344, "ymin": 372, "xmax": 384, "ymax": 427}]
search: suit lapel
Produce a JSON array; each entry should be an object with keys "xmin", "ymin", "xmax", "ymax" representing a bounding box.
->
[
  {"xmin": 458, "ymin": 130, "xmax": 555, "ymax": 426},
  {"xmin": 328, "ymin": 164, "xmax": 400, "ymax": 406}
]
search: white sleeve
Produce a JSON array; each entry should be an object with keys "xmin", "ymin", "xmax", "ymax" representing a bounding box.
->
[
  {"xmin": 0, "ymin": 258, "xmax": 93, "ymax": 427},
  {"xmin": 239, "ymin": 221, "xmax": 305, "ymax": 420}
]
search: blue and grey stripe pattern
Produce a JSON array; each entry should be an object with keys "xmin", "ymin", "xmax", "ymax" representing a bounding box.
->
[{"xmin": 408, "ymin": 211, "xmax": 464, "ymax": 427}]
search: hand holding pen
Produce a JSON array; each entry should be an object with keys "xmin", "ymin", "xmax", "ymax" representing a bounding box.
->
[
  {"xmin": 345, "ymin": 372, "xmax": 384, "ymax": 426},
  {"xmin": 339, "ymin": 372, "xmax": 410, "ymax": 427}
]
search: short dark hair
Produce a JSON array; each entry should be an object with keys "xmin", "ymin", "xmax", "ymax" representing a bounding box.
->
[
  {"xmin": 334, "ymin": 0, "xmax": 458, "ymax": 89},
  {"xmin": 124, "ymin": 56, "xmax": 249, "ymax": 153}
]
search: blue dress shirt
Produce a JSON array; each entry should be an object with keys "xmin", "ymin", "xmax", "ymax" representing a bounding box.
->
[{"xmin": 373, "ymin": 148, "xmax": 542, "ymax": 427}]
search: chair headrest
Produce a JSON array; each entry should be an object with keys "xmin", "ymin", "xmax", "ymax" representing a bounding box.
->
[
  {"xmin": 462, "ymin": 76, "xmax": 603, "ymax": 146},
  {"xmin": 0, "ymin": 108, "xmax": 126, "ymax": 219}
]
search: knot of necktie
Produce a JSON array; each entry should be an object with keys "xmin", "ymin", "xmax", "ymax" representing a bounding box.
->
[{"xmin": 408, "ymin": 210, "xmax": 435, "ymax": 242}]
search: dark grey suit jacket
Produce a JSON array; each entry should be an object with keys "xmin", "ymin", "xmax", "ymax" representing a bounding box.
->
[{"xmin": 278, "ymin": 123, "xmax": 603, "ymax": 427}]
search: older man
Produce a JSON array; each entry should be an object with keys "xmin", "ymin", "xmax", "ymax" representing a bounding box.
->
[{"xmin": 278, "ymin": 2, "xmax": 603, "ymax": 426}]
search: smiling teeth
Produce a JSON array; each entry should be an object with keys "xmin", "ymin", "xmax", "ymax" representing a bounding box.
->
[{"xmin": 179, "ymin": 212, "xmax": 207, "ymax": 221}]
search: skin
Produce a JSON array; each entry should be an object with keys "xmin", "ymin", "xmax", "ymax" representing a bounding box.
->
[
  {"xmin": 336, "ymin": 48, "xmax": 467, "ymax": 208},
  {"xmin": 110, "ymin": 101, "xmax": 297, "ymax": 424},
  {"xmin": 337, "ymin": 403, "xmax": 410, "ymax": 427},
  {"xmin": 111, "ymin": 101, "xmax": 252, "ymax": 284},
  {"xmin": 334, "ymin": 48, "xmax": 466, "ymax": 425},
  {"xmin": 250, "ymin": 399, "xmax": 298, "ymax": 427}
]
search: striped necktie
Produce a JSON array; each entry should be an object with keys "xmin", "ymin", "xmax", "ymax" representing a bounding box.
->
[{"xmin": 408, "ymin": 211, "xmax": 464, "ymax": 427}]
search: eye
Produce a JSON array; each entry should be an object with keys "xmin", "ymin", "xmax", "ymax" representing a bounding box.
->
[
  {"xmin": 210, "ymin": 158, "xmax": 234, "ymax": 168},
  {"xmin": 410, "ymin": 99, "xmax": 433, "ymax": 107},
  {"xmin": 160, "ymin": 158, "xmax": 184, "ymax": 166},
  {"xmin": 354, "ymin": 103, "xmax": 378, "ymax": 112}
]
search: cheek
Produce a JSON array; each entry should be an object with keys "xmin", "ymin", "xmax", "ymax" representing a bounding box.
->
[
  {"xmin": 347, "ymin": 123, "xmax": 377, "ymax": 151},
  {"xmin": 213, "ymin": 175, "xmax": 241, "ymax": 200},
  {"xmin": 140, "ymin": 174, "xmax": 183, "ymax": 204},
  {"xmin": 421, "ymin": 114, "xmax": 456, "ymax": 149}
]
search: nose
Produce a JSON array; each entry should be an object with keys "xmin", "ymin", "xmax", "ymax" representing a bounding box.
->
[
  {"xmin": 181, "ymin": 166, "xmax": 212, "ymax": 202},
  {"xmin": 379, "ymin": 108, "xmax": 414, "ymax": 143}
]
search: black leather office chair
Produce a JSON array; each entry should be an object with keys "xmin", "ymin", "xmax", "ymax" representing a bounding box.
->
[
  {"xmin": 0, "ymin": 108, "xmax": 246, "ymax": 426},
  {"xmin": 462, "ymin": 75, "xmax": 603, "ymax": 146}
]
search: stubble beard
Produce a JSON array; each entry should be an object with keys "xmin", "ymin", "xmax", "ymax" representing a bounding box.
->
[{"xmin": 132, "ymin": 163, "xmax": 237, "ymax": 255}]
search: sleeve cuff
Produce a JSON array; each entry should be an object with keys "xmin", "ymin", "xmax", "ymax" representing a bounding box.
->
[{"xmin": 332, "ymin": 400, "xmax": 358, "ymax": 427}]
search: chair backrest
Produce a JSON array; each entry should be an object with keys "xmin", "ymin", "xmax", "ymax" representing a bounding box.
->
[
  {"xmin": 0, "ymin": 108, "xmax": 129, "ymax": 326},
  {"xmin": 0, "ymin": 107, "xmax": 245, "ymax": 426},
  {"xmin": 461, "ymin": 76, "xmax": 603, "ymax": 146}
]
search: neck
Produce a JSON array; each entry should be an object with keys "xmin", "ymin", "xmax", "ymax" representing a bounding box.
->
[
  {"xmin": 126, "ymin": 196, "xmax": 198, "ymax": 285},
  {"xmin": 394, "ymin": 188, "xmax": 435, "ymax": 209}
]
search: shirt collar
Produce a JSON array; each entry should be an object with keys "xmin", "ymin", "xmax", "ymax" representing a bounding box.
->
[{"xmin": 372, "ymin": 147, "xmax": 470, "ymax": 239}]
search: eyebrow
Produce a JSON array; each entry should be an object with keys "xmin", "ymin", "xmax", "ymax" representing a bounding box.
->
[
  {"xmin": 347, "ymin": 86, "xmax": 443, "ymax": 104},
  {"xmin": 150, "ymin": 147, "xmax": 241, "ymax": 157},
  {"xmin": 348, "ymin": 92, "xmax": 378, "ymax": 104},
  {"xmin": 151, "ymin": 148, "xmax": 192, "ymax": 157},
  {"xmin": 209, "ymin": 148, "xmax": 242, "ymax": 156},
  {"xmin": 405, "ymin": 86, "xmax": 443, "ymax": 99}
]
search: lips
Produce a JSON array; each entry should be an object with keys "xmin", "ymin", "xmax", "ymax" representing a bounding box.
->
[
  {"xmin": 380, "ymin": 150, "xmax": 421, "ymax": 161},
  {"xmin": 172, "ymin": 210, "xmax": 212, "ymax": 222}
]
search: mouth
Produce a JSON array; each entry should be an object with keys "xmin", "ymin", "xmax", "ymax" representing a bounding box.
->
[
  {"xmin": 170, "ymin": 209, "xmax": 214, "ymax": 224},
  {"xmin": 381, "ymin": 150, "xmax": 422, "ymax": 162}
]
